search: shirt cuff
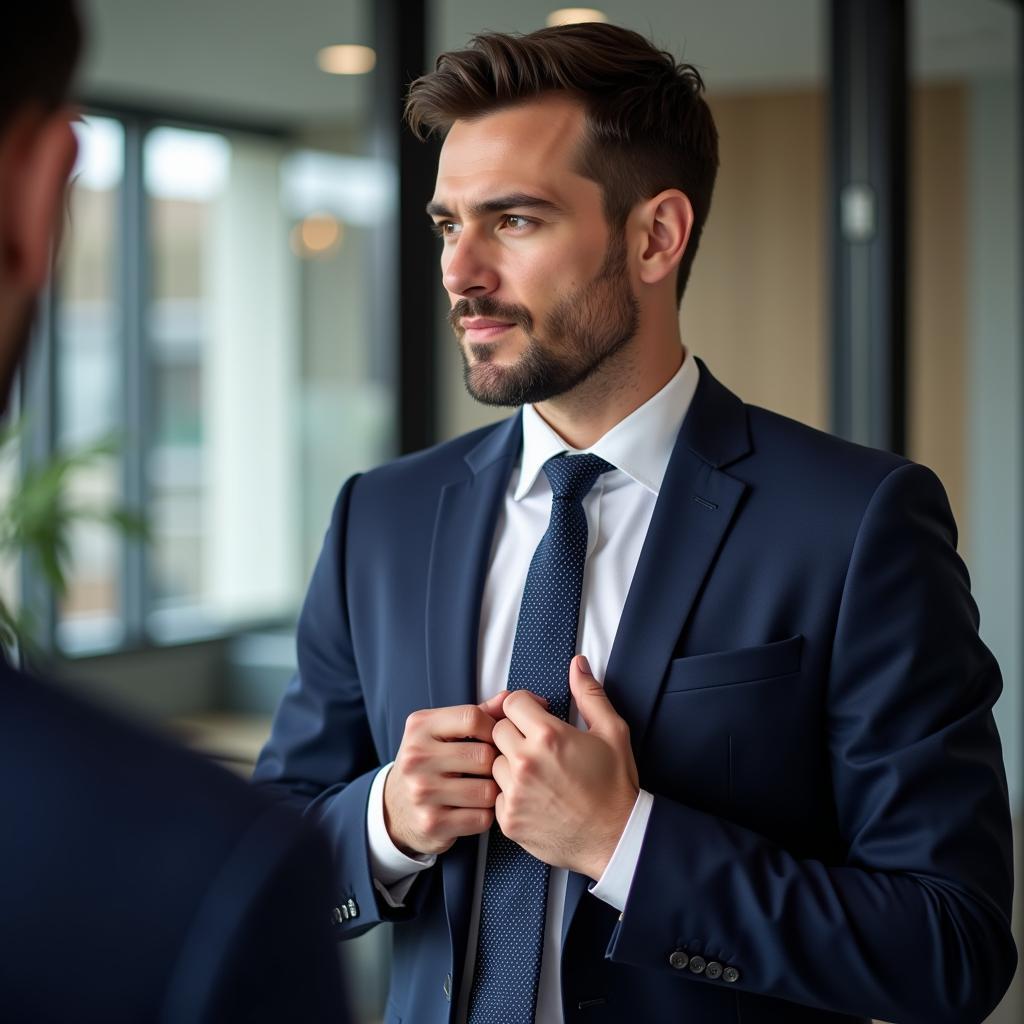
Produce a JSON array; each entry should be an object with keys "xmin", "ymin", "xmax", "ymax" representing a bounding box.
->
[
  {"xmin": 588, "ymin": 788, "xmax": 654, "ymax": 913},
  {"xmin": 367, "ymin": 761, "xmax": 436, "ymax": 906}
]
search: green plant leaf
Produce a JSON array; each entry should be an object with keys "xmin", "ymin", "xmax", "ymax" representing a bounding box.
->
[{"xmin": 0, "ymin": 419, "xmax": 148, "ymax": 649}]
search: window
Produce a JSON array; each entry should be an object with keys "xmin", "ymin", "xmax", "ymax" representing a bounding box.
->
[{"xmin": 23, "ymin": 109, "xmax": 394, "ymax": 655}]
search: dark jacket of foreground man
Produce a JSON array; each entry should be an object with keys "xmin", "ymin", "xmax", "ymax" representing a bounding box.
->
[{"xmin": 0, "ymin": 663, "xmax": 349, "ymax": 1023}]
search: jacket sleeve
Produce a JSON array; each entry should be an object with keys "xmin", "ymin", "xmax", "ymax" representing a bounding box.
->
[
  {"xmin": 608, "ymin": 462, "xmax": 1017, "ymax": 1024},
  {"xmin": 252, "ymin": 475, "xmax": 430, "ymax": 938}
]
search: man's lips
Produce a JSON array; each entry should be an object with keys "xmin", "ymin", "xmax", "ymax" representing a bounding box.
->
[{"xmin": 461, "ymin": 318, "xmax": 516, "ymax": 340}]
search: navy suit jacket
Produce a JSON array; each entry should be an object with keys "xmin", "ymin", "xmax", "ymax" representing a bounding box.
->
[
  {"xmin": 0, "ymin": 664, "xmax": 349, "ymax": 1023},
  {"xmin": 254, "ymin": 359, "xmax": 1016, "ymax": 1024}
]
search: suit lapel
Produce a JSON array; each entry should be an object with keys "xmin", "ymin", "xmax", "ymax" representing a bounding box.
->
[
  {"xmin": 426, "ymin": 413, "xmax": 521, "ymax": 970},
  {"xmin": 425, "ymin": 414, "xmax": 521, "ymax": 711},
  {"xmin": 563, "ymin": 358, "xmax": 752, "ymax": 942}
]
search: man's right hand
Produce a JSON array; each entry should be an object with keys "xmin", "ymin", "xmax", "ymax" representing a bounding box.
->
[{"xmin": 383, "ymin": 691, "xmax": 537, "ymax": 857}]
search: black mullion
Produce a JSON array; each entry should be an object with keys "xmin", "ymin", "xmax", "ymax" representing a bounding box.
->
[
  {"xmin": 828, "ymin": 0, "xmax": 908, "ymax": 454},
  {"xmin": 372, "ymin": 0, "xmax": 437, "ymax": 454}
]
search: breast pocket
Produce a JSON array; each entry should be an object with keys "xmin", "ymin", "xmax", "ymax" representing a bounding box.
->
[
  {"xmin": 641, "ymin": 636, "xmax": 806, "ymax": 819},
  {"xmin": 662, "ymin": 634, "xmax": 804, "ymax": 693}
]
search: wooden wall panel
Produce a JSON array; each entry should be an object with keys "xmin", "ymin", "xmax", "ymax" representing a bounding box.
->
[
  {"xmin": 683, "ymin": 90, "xmax": 829, "ymax": 432},
  {"xmin": 908, "ymin": 82, "xmax": 968, "ymax": 545}
]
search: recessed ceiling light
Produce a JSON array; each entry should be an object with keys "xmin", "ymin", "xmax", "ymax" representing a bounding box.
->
[
  {"xmin": 317, "ymin": 45, "xmax": 376, "ymax": 75},
  {"xmin": 546, "ymin": 8, "xmax": 608, "ymax": 27},
  {"xmin": 291, "ymin": 213, "xmax": 344, "ymax": 259}
]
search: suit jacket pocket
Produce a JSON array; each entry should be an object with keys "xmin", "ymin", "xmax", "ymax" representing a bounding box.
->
[{"xmin": 663, "ymin": 635, "xmax": 803, "ymax": 693}]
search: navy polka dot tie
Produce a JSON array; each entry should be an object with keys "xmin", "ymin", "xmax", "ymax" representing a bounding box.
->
[{"xmin": 467, "ymin": 453, "xmax": 613, "ymax": 1024}]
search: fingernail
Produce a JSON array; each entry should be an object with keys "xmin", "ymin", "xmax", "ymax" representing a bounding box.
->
[{"xmin": 578, "ymin": 655, "xmax": 591, "ymax": 675}]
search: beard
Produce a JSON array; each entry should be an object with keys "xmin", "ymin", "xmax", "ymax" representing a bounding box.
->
[{"xmin": 449, "ymin": 230, "xmax": 640, "ymax": 407}]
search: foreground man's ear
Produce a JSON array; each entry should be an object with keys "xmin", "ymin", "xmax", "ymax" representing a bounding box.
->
[{"xmin": 0, "ymin": 107, "xmax": 78, "ymax": 293}]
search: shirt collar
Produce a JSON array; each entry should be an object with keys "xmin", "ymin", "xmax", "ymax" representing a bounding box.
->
[{"xmin": 514, "ymin": 349, "xmax": 700, "ymax": 500}]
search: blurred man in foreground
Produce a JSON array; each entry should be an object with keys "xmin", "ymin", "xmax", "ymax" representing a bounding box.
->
[{"xmin": 0, "ymin": 5, "xmax": 349, "ymax": 1021}]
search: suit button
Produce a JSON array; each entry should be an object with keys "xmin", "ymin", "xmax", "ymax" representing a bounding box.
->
[
  {"xmin": 688, "ymin": 955, "xmax": 707, "ymax": 975},
  {"xmin": 705, "ymin": 961, "xmax": 723, "ymax": 980},
  {"xmin": 668, "ymin": 950, "xmax": 690, "ymax": 970},
  {"xmin": 443, "ymin": 973, "xmax": 452, "ymax": 1001},
  {"xmin": 346, "ymin": 897, "xmax": 359, "ymax": 919},
  {"xmin": 722, "ymin": 966, "xmax": 740, "ymax": 984},
  {"xmin": 331, "ymin": 907, "xmax": 343, "ymax": 924}
]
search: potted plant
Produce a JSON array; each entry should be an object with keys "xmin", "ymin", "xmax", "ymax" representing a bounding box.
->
[{"xmin": 0, "ymin": 419, "xmax": 146, "ymax": 656}]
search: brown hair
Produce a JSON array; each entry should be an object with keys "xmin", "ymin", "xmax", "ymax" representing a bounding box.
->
[
  {"xmin": 0, "ymin": 2, "xmax": 83, "ymax": 134},
  {"xmin": 405, "ymin": 22, "xmax": 719, "ymax": 307}
]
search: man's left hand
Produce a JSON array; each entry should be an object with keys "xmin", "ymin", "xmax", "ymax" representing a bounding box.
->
[{"xmin": 491, "ymin": 655, "xmax": 640, "ymax": 880}]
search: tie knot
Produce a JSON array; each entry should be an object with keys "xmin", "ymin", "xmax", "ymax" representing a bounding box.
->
[{"xmin": 542, "ymin": 453, "xmax": 613, "ymax": 501}]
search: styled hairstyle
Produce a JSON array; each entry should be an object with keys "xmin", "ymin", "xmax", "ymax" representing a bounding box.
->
[
  {"xmin": 405, "ymin": 22, "xmax": 719, "ymax": 307},
  {"xmin": 0, "ymin": 2, "xmax": 83, "ymax": 134}
]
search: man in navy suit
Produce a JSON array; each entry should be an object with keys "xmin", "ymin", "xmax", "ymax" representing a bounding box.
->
[
  {"xmin": 255, "ymin": 22, "xmax": 1016, "ymax": 1024},
  {"xmin": 0, "ymin": 5, "xmax": 350, "ymax": 1021}
]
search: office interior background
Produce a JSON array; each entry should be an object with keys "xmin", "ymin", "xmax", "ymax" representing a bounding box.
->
[{"xmin": 1, "ymin": 0, "xmax": 1020, "ymax": 1021}]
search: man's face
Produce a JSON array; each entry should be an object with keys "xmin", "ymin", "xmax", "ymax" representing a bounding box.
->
[{"xmin": 430, "ymin": 96, "xmax": 639, "ymax": 407}]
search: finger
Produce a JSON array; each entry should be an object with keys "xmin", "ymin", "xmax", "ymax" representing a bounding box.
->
[
  {"xmin": 568, "ymin": 655, "xmax": 618, "ymax": 734},
  {"xmin": 434, "ymin": 740, "xmax": 497, "ymax": 777},
  {"xmin": 478, "ymin": 690, "xmax": 509, "ymax": 719},
  {"xmin": 481, "ymin": 689, "xmax": 548, "ymax": 722},
  {"xmin": 407, "ymin": 704, "xmax": 497, "ymax": 743},
  {"xmin": 443, "ymin": 807, "xmax": 494, "ymax": 839},
  {"xmin": 491, "ymin": 717, "xmax": 526, "ymax": 755},
  {"xmin": 432, "ymin": 775, "xmax": 499, "ymax": 808},
  {"xmin": 502, "ymin": 688, "xmax": 558, "ymax": 734},
  {"xmin": 491, "ymin": 753, "xmax": 511, "ymax": 792}
]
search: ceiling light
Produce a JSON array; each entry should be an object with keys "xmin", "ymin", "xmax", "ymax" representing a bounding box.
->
[
  {"xmin": 291, "ymin": 214, "xmax": 344, "ymax": 259},
  {"xmin": 317, "ymin": 45, "xmax": 376, "ymax": 75},
  {"xmin": 546, "ymin": 8, "xmax": 608, "ymax": 27}
]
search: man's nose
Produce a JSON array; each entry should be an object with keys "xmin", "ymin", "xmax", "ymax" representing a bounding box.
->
[{"xmin": 442, "ymin": 232, "xmax": 499, "ymax": 297}]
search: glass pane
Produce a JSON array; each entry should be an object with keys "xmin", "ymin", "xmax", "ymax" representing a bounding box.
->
[
  {"xmin": 280, "ymin": 148, "xmax": 396, "ymax": 570},
  {"xmin": 55, "ymin": 114, "xmax": 126, "ymax": 651},
  {"xmin": 143, "ymin": 125, "xmax": 397, "ymax": 639},
  {"xmin": 909, "ymin": 0, "xmax": 1022, "ymax": 950},
  {"xmin": 145, "ymin": 126, "xmax": 228, "ymax": 626}
]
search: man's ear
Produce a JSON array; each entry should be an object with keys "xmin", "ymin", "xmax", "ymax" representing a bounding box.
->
[
  {"xmin": 634, "ymin": 189, "xmax": 693, "ymax": 290},
  {"xmin": 0, "ymin": 108, "xmax": 78, "ymax": 292}
]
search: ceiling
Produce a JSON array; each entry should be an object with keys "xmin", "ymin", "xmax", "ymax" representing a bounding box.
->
[{"xmin": 77, "ymin": 0, "xmax": 1019, "ymax": 132}]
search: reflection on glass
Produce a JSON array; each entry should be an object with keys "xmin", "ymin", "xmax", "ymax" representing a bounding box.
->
[{"xmin": 56, "ymin": 114, "xmax": 125, "ymax": 650}]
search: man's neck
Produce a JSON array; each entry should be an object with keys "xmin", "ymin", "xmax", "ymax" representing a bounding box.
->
[{"xmin": 533, "ymin": 340, "xmax": 685, "ymax": 451}]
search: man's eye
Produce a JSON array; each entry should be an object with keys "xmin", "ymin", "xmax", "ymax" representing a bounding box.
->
[
  {"xmin": 502, "ymin": 215, "xmax": 532, "ymax": 231},
  {"xmin": 430, "ymin": 221, "xmax": 458, "ymax": 239}
]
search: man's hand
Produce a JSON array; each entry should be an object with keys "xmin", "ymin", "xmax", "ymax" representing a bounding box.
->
[
  {"xmin": 383, "ymin": 691, "xmax": 546, "ymax": 857},
  {"xmin": 491, "ymin": 656, "xmax": 640, "ymax": 880}
]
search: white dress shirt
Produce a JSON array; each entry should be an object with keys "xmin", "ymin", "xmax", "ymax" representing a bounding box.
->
[{"xmin": 366, "ymin": 351, "xmax": 700, "ymax": 1022}]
